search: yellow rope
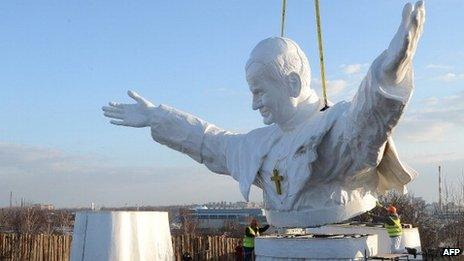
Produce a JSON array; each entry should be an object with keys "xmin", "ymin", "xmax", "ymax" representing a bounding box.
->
[
  {"xmin": 280, "ymin": 0, "xmax": 287, "ymax": 37},
  {"xmin": 314, "ymin": 0, "xmax": 329, "ymax": 110}
]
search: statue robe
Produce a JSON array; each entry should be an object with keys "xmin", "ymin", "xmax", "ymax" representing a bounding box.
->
[{"xmin": 149, "ymin": 54, "xmax": 417, "ymax": 227}]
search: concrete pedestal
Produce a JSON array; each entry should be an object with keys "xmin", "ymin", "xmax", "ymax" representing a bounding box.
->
[
  {"xmin": 255, "ymin": 234, "xmax": 378, "ymax": 260},
  {"xmin": 307, "ymin": 224, "xmax": 421, "ymax": 255},
  {"xmin": 70, "ymin": 211, "xmax": 174, "ymax": 261}
]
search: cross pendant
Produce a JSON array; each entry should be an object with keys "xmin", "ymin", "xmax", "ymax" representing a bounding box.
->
[{"xmin": 271, "ymin": 169, "xmax": 284, "ymax": 195}]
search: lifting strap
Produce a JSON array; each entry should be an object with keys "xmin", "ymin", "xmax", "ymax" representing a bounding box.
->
[
  {"xmin": 280, "ymin": 0, "xmax": 287, "ymax": 37},
  {"xmin": 280, "ymin": 0, "xmax": 330, "ymax": 111},
  {"xmin": 314, "ymin": 0, "xmax": 329, "ymax": 111}
]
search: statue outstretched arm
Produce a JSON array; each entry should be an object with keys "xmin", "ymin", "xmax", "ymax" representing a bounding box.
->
[
  {"xmin": 102, "ymin": 90, "xmax": 236, "ymax": 174},
  {"xmin": 337, "ymin": 1, "xmax": 425, "ymax": 169}
]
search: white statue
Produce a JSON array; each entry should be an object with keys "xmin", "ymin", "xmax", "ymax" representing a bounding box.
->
[{"xmin": 103, "ymin": 2, "xmax": 425, "ymax": 227}]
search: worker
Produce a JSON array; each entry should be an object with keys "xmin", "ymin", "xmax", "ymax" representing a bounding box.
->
[
  {"xmin": 234, "ymin": 240, "xmax": 243, "ymax": 261},
  {"xmin": 369, "ymin": 202, "xmax": 403, "ymax": 254},
  {"xmin": 243, "ymin": 218, "xmax": 270, "ymax": 261}
]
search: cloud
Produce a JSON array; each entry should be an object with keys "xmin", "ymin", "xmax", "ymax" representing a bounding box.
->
[
  {"xmin": 406, "ymin": 156, "xmax": 464, "ymax": 203},
  {"xmin": 204, "ymin": 87, "xmax": 246, "ymax": 97},
  {"xmin": 395, "ymin": 91, "xmax": 464, "ymax": 142},
  {"xmin": 404, "ymin": 152, "xmax": 464, "ymax": 164},
  {"xmin": 0, "ymin": 143, "xmax": 247, "ymax": 207},
  {"xmin": 422, "ymin": 97, "xmax": 439, "ymax": 106},
  {"xmin": 434, "ymin": 72, "xmax": 464, "ymax": 82},
  {"xmin": 327, "ymin": 80, "xmax": 348, "ymax": 95},
  {"xmin": 340, "ymin": 63, "xmax": 369, "ymax": 75},
  {"xmin": 342, "ymin": 64, "xmax": 361, "ymax": 74},
  {"xmin": 312, "ymin": 78, "xmax": 348, "ymax": 96},
  {"xmin": 426, "ymin": 64, "xmax": 453, "ymax": 70},
  {"xmin": 396, "ymin": 120, "xmax": 452, "ymax": 142}
]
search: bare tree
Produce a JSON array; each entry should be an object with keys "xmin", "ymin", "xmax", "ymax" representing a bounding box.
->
[
  {"xmin": 362, "ymin": 189, "xmax": 464, "ymax": 257},
  {"xmin": 178, "ymin": 208, "xmax": 198, "ymax": 235}
]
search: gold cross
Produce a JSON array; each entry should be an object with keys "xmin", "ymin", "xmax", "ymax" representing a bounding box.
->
[{"xmin": 271, "ymin": 169, "xmax": 284, "ymax": 195}]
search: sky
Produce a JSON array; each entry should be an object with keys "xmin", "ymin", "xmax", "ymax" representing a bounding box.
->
[{"xmin": 1, "ymin": 1, "xmax": 463, "ymax": 208}]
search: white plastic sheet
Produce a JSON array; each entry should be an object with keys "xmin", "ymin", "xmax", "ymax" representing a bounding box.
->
[{"xmin": 71, "ymin": 211, "xmax": 173, "ymax": 261}]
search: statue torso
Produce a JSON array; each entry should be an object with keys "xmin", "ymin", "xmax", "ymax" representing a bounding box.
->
[{"xmin": 254, "ymin": 110, "xmax": 377, "ymax": 227}]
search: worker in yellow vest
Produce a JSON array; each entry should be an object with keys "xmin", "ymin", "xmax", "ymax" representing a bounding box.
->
[
  {"xmin": 369, "ymin": 203, "xmax": 403, "ymax": 254},
  {"xmin": 384, "ymin": 206, "xmax": 403, "ymax": 253},
  {"xmin": 243, "ymin": 218, "xmax": 269, "ymax": 261}
]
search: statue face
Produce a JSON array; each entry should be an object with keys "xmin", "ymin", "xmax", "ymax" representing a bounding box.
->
[
  {"xmin": 246, "ymin": 38, "xmax": 312, "ymax": 127},
  {"xmin": 247, "ymin": 66, "xmax": 297, "ymax": 126}
]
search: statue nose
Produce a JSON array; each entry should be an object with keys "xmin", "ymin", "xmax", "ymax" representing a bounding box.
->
[{"xmin": 252, "ymin": 97, "xmax": 262, "ymax": 110}]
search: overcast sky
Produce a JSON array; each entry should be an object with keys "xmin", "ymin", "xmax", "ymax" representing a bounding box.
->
[{"xmin": 1, "ymin": 1, "xmax": 463, "ymax": 208}]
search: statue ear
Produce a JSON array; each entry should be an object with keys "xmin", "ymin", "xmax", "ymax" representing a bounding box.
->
[{"xmin": 287, "ymin": 72, "xmax": 302, "ymax": 98}]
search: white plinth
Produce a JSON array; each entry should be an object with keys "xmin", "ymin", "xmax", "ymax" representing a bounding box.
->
[
  {"xmin": 255, "ymin": 234, "xmax": 378, "ymax": 260},
  {"xmin": 307, "ymin": 224, "xmax": 421, "ymax": 255},
  {"xmin": 70, "ymin": 211, "xmax": 174, "ymax": 261}
]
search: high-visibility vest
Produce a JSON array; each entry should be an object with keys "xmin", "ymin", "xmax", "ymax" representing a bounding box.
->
[
  {"xmin": 243, "ymin": 227, "xmax": 259, "ymax": 248},
  {"xmin": 385, "ymin": 216, "xmax": 403, "ymax": 237}
]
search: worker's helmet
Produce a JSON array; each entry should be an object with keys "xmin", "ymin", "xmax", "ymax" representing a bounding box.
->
[
  {"xmin": 250, "ymin": 218, "xmax": 258, "ymax": 226},
  {"xmin": 387, "ymin": 206, "xmax": 397, "ymax": 214}
]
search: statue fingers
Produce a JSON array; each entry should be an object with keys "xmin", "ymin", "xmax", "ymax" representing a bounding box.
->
[
  {"xmin": 102, "ymin": 106, "xmax": 123, "ymax": 114},
  {"xmin": 128, "ymin": 90, "xmax": 154, "ymax": 107},
  {"xmin": 384, "ymin": 2, "xmax": 425, "ymax": 77},
  {"xmin": 401, "ymin": 3, "xmax": 413, "ymax": 30},
  {"xmin": 109, "ymin": 102, "xmax": 123, "ymax": 108},
  {"xmin": 385, "ymin": 3, "xmax": 413, "ymax": 68},
  {"xmin": 402, "ymin": 1, "xmax": 425, "ymax": 66},
  {"xmin": 104, "ymin": 111, "xmax": 124, "ymax": 120},
  {"xmin": 110, "ymin": 119, "xmax": 130, "ymax": 126},
  {"xmin": 128, "ymin": 90, "xmax": 145, "ymax": 104},
  {"xmin": 410, "ymin": 1, "xmax": 425, "ymax": 49}
]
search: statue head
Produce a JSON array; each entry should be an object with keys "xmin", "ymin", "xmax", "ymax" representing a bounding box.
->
[{"xmin": 245, "ymin": 37, "xmax": 315, "ymax": 126}]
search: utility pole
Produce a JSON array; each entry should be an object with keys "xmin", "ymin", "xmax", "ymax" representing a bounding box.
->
[{"xmin": 438, "ymin": 165, "xmax": 442, "ymax": 211}]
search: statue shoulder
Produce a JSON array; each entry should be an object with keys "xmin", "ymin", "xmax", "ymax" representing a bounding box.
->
[
  {"xmin": 246, "ymin": 124, "xmax": 280, "ymax": 139},
  {"xmin": 326, "ymin": 101, "xmax": 350, "ymax": 115},
  {"xmin": 315, "ymin": 101, "xmax": 350, "ymax": 126}
]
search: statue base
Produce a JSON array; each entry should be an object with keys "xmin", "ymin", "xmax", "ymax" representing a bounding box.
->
[
  {"xmin": 307, "ymin": 223, "xmax": 421, "ymax": 255},
  {"xmin": 255, "ymin": 224, "xmax": 421, "ymax": 260},
  {"xmin": 255, "ymin": 233, "xmax": 378, "ymax": 260},
  {"xmin": 70, "ymin": 211, "xmax": 174, "ymax": 261}
]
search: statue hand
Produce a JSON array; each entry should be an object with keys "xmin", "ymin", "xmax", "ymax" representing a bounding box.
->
[
  {"xmin": 378, "ymin": 1, "xmax": 425, "ymax": 86},
  {"xmin": 102, "ymin": 90, "xmax": 156, "ymax": 128}
]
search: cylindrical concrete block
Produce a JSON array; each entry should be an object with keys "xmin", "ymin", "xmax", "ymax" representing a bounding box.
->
[
  {"xmin": 255, "ymin": 234, "xmax": 378, "ymax": 260},
  {"xmin": 307, "ymin": 224, "xmax": 421, "ymax": 255},
  {"xmin": 71, "ymin": 211, "xmax": 173, "ymax": 261}
]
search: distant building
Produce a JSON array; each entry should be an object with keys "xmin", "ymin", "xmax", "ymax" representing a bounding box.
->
[
  {"xmin": 173, "ymin": 207, "xmax": 267, "ymax": 230},
  {"xmin": 33, "ymin": 204, "xmax": 55, "ymax": 210}
]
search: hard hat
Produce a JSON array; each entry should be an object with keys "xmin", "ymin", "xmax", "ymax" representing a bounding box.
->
[{"xmin": 387, "ymin": 206, "xmax": 397, "ymax": 214}]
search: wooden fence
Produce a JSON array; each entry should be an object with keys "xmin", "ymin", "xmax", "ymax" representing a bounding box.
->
[
  {"xmin": 171, "ymin": 234, "xmax": 241, "ymax": 260},
  {"xmin": 0, "ymin": 233, "xmax": 241, "ymax": 261},
  {"xmin": 0, "ymin": 234, "xmax": 71, "ymax": 261}
]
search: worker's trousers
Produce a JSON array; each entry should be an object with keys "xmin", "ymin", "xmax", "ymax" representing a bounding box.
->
[
  {"xmin": 243, "ymin": 247, "xmax": 254, "ymax": 261},
  {"xmin": 390, "ymin": 236, "xmax": 402, "ymax": 253}
]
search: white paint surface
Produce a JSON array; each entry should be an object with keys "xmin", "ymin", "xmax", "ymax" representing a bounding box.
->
[
  {"xmin": 102, "ymin": 2, "xmax": 426, "ymax": 228},
  {"xmin": 70, "ymin": 211, "xmax": 173, "ymax": 261},
  {"xmin": 255, "ymin": 234, "xmax": 378, "ymax": 260}
]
